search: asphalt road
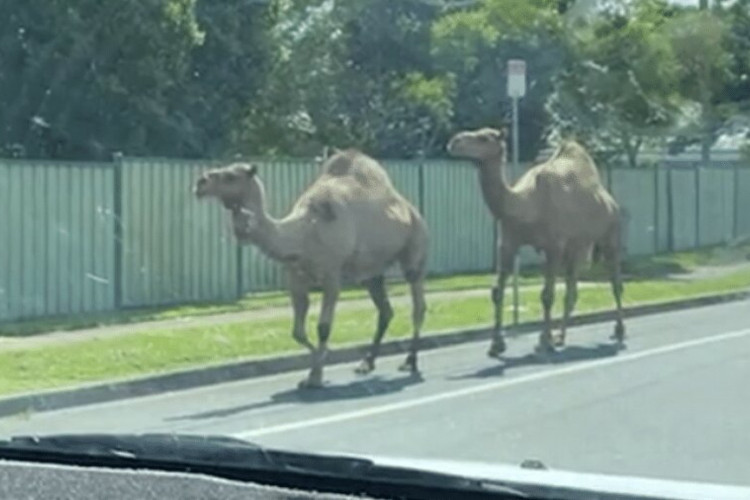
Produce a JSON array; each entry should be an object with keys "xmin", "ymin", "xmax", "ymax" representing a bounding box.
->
[{"xmin": 1, "ymin": 300, "xmax": 749, "ymax": 489}]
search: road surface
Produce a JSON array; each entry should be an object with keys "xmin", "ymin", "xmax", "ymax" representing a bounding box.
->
[{"xmin": 1, "ymin": 300, "xmax": 749, "ymax": 488}]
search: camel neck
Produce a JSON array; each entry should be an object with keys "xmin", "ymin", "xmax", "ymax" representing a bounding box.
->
[
  {"xmin": 234, "ymin": 196, "xmax": 300, "ymax": 263},
  {"xmin": 475, "ymin": 156, "xmax": 516, "ymax": 220}
]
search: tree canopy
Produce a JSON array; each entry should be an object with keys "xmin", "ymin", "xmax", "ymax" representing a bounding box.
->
[{"xmin": 1, "ymin": 0, "xmax": 748, "ymax": 164}]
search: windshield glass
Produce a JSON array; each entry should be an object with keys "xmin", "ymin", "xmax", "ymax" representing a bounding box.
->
[{"xmin": 2, "ymin": 0, "xmax": 750, "ymax": 493}]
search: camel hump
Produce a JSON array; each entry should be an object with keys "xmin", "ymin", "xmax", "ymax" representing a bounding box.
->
[
  {"xmin": 549, "ymin": 140, "xmax": 592, "ymax": 163},
  {"xmin": 546, "ymin": 139, "xmax": 600, "ymax": 182},
  {"xmin": 321, "ymin": 148, "xmax": 368, "ymax": 176},
  {"xmin": 320, "ymin": 148, "xmax": 393, "ymax": 189}
]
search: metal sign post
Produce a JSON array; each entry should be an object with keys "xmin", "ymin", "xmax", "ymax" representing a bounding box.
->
[{"xmin": 507, "ymin": 59, "xmax": 526, "ymax": 327}]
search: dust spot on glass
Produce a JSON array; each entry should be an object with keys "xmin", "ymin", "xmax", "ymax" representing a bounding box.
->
[{"xmin": 85, "ymin": 273, "xmax": 110, "ymax": 285}]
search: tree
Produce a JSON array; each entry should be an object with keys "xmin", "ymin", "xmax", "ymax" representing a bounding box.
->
[
  {"xmin": 547, "ymin": 0, "xmax": 682, "ymax": 167},
  {"xmin": 0, "ymin": 0, "xmax": 204, "ymax": 159},
  {"xmin": 242, "ymin": 0, "xmax": 450, "ymax": 158},
  {"xmin": 177, "ymin": 0, "xmax": 275, "ymax": 158},
  {"xmin": 431, "ymin": 0, "xmax": 573, "ymax": 161},
  {"xmin": 666, "ymin": 9, "xmax": 732, "ymax": 163}
]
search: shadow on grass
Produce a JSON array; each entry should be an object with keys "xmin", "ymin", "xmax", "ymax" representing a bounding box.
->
[
  {"xmin": 449, "ymin": 342, "xmax": 622, "ymax": 380},
  {"xmin": 166, "ymin": 372, "xmax": 424, "ymax": 422}
]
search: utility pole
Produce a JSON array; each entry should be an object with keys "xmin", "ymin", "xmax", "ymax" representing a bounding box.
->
[
  {"xmin": 699, "ymin": 0, "xmax": 711, "ymax": 165},
  {"xmin": 507, "ymin": 59, "xmax": 526, "ymax": 326}
]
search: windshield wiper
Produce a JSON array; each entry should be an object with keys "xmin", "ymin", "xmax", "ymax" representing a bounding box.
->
[{"xmin": 0, "ymin": 433, "xmax": 528, "ymax": 500}]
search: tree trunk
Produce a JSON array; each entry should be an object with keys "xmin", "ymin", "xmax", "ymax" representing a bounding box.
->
[
  {"xmin": 623, "ymin": 136, "xmax": 641, "ymax": 169},
  {"xmin": 700, "ymin": 93, "xmax": 712, "ymax": 166}
]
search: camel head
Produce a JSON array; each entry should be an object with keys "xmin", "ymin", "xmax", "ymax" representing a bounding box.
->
[
  {"xmin": 194, "ymin": 162, "xmax": 268, "ymax": 226},
  {"xmin": 446, "ymin": 127, "xmax": 507, "ymax": 163}
]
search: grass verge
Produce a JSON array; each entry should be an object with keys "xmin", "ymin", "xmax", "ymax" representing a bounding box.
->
[
  {"xmin": 2, "ymin": 242, "xmax": 749, "ymax": 337},
  {"xmin": 0, "ymin": 267, "xmax": 749, "ymax": 397}
]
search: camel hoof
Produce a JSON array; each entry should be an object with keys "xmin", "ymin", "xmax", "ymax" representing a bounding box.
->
[
  {"xmin": 398, "ymin": 356, "xmax": 419, "ymax": 374},
  {"xmin": 611, "ymin": 323, "xmax": 626, "ymax": 344},
  {"xmin": 487, "ymin": 339, "xmax": 507, "ymax": 359},
  {"xmin": 398, "ymin": 363, "xmax": 419, "ymax": 374},
  {"xmin": 354, "ymin": 358, "xmax": 375, "ymax": 376},
  {"xmin": 534, "ymin": 342, "xmax": 555, "ymax": 360},
  {"xmin": 552, "ymin": 332, "xmax": 566, "ymax": 348},
  {"xmin": 298, "ymin": 376, "xmax": 324, "ymax": 390}
]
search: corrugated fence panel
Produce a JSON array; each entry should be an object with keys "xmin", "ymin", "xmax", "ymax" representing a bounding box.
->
[
  {"xmin": 422, "ymin": 161, "xmax": 494, "ymax": 274},
  {"xmin": 383, "ymin": 161, "xmax": 421, "ymax": 207},
  {"xmin": 121, "ymin": 158, "xmax": 237, "ymax": 307},
  {"xmin": 671, "ymin": 168, "xmax": 698, "ymax": 251},
  {"xmin": 698, "ymin": 168, "xmax": 734, "ymax": 246},
  {"xmin": 737, "ymin": 169, "xmax": 750, "ymax": 237},
  {"xmin": 611, "ymin": 169, "xmax": 656, "ymax": 256},
  {"xmin": 241, "ymin": 160, "xmax": 319, "ymax": 293},
  {"xmin": 0, "ymin": 160, "xmax": 115, "ymax": 322},
  {"xmin": 2, "ymin": 155, "xmax": 749, "ymax": 323}
]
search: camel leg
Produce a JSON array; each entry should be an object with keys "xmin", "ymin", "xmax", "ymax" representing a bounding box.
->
[
  {"xmin": 355, "ymin": 275, "xmax": 394, "ymax": 375},
  {"xmin": 289, "ymin": 275, "xmax": 315, "ymax": 353},
  {"xmin": 535, "ymin": 251, "xmax": 560, "ymax": 356},
  {"xmin": 555, "ymin": 260, "xmax": 578, "ymax": 348},
  {"xmin": 603, "ymin": 241, "xmax": 626, "ymax": 346},
  {"xmin": 489, "ymin": 244, "xmax": 516, "ymax": 359},
  {"xmin": 300, "ymin": 277, "xmax": 340, "ymax": 390},
  {"xmin": 399, "ymin": 272, "xmax": 425, "ymax": 374}
]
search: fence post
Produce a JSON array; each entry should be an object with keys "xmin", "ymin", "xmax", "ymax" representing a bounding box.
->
[
  {"xmin": 694, "ymin": 163, "xmax": 701, "ymax": 247},
  {"xmin": 653, "ymin": 166, "xmax": 659, "ymax": 253},
  {"xmin": 112, "ymin": 152, "xmax": 124, "ymax": 309},
  {"xmin": 418, "ymin": 161, "xmax": 425, "ymax": 216},
  {"xmin": 236, "ymin": 246, "xmax": 244, "ymax": 299},
  {"xmin": 666, "ymin": 164, "xmax": 674, "ymax": 252},
  {"xmin": 733, "ymin": 163, "xmax": 740, "ymax": 241}
]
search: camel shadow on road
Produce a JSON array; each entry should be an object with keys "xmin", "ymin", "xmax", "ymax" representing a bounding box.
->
[
  {"xmin": 167, "ymin": 372, "xmax": 424, "ymax": 422},
  {"xmin": 450, "ymin": 342, "xmax": 623, "ymax": 380}
]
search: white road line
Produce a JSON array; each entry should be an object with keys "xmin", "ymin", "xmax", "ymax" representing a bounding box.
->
[{"xmin": 233, "ymin": 327, "xmax": 750, "ymax": 439}]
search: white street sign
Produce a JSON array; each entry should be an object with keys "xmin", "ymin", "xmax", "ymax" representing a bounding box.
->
[{"xmin": 507, "ymin": 59, "xmax": 526, "ymax": 98}]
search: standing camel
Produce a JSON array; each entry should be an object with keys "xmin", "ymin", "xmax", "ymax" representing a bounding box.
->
[
  {"xmin": 193, "ymin": 150, "xmax": 428, "ymax": 388},
  {"xmin": 446, "ymin": 127, "xmax": 625, "ymax": 356}
]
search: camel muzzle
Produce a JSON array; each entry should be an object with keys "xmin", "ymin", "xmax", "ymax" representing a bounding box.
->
[{"xmin": 193, "ymin": 177, "xmax": 209, "ymax": 198}]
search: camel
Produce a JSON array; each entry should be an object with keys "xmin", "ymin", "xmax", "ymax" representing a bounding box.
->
[
  {"xmin": 193, "ymin": 150, "xmax": 429, "ymax": 388},
  {"xmin": 446, "ymin": 127, "xmax": 625, "ymax": 357}
]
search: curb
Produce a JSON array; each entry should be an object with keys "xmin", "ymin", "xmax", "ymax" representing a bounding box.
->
[{"xmin": 0, "ymin": 289, "xmax": 747, "ymax": 418}]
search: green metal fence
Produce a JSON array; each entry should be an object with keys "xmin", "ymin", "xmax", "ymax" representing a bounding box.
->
[
  {"xmin": 1, "ymin": 156, "xmax": 749, "ymax": 322},
  {"xmin": 0, "ymin": 160, "xmax": 116, "ymax": 321}
]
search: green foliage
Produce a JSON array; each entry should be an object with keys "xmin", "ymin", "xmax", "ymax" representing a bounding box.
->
[
  {"xmin": 0, "ymin": 0, "xmax": 205, "ymax": 159},
  {"xmin": 2, "ymin": 0, "xmax": 750, "ymax": 163},
  {"xmin": 432, "ymin": 0, "xmax": 572, "ymax": 161},
  {"xmin": 547, "ymin": 0, "xmax": 682, "ymax": 167}
]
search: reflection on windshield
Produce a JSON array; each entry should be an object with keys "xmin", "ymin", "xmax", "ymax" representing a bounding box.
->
[{"xmin": 1, "ymin": 0, "xmax": 750, "ymax": 492}]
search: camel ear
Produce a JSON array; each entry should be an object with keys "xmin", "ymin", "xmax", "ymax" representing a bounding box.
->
[
  {"xmin": 487, "ymin": 128, "xmax": 506, "ymax": 142},
  {"xmin": 244, "ymin": 164, "xmax": 258, "ymax": 177}
]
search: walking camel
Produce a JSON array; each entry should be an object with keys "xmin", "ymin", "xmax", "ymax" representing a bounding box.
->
[
  {"xmin": 193, "ymin": 149, "xmax": 429, "ymax": 388},
  {"xmin": 446, "ymin": 127, "xmax": 625, "ymax": 356}
]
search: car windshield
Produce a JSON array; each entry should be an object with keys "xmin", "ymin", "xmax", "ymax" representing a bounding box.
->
[{"xmin": 1, "ymin": 0, "xmax": 750, "ymax": 495}]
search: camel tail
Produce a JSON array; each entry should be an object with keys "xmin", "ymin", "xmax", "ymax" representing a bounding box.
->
[{"xmin": 591, "ymin": 243, "xmax": 603, "ymax": 264}]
